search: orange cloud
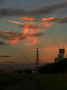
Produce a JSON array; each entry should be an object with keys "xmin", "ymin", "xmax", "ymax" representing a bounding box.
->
[
  {"xmin": 4, "ymin": 20, "xmax": 38, "ymax": 46},
  {"xmin": 26, "ymin": 37, "xmax": 37, "ymax": 46},
  {"xmin": 0, "ymin": 30, "xmax": 11, "ymax": 33},
  {"xmin": 11, "ymin": 37, "xmax": 19, "ymax": 45},
  {"xmin": 3, "ymin": 19, "xmax": 39, "ymax": 29},
  {"xmin": 19, "ymin": 17, "xmax": 36, "ymax": 21},
  {"xmin": 2, "ymin": 17, "xmax": 56, "ymax": 46},
  {"xmin": 41, "ymin": 17, "xmax": 56, "ymax": 22},
  {"xmin": 6, "ymin": 36, "xmax": 19, "ymax": 45},
  {"xmin": 22, "ymin": 23, "xmax": 31, "ymax": 38},
  {"xmin": 40, "ymin": 17, "xmax": 57, "ymax": 28},
  {"xmin": 3, "ymin": 19, "xmax": 24, "ymax": 25}
]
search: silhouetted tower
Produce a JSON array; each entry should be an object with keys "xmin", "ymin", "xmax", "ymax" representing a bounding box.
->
[
  {"xmin": 55, "ymin": 48, "xmax": 65, "ymax": 63},
  {"xmin": 59, "ymin": 49, "xmax": 65, "ymax": 58},
  {"xmin": 35, "ymin": 48, "xmax": 39, "ymax": 71}
]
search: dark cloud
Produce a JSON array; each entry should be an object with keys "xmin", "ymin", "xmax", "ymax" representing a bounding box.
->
[
  {"xmin": 0, "ymin": 41, "xmax": 6, "ymax": 45},
  {"xmin": 0, "ymin": 2, "xmax": 67, "ymax": 17},
  {"xmin": 48, "ymin": 16, "xmax": 67, "ymax": 24},
  {"xmin": 59, "ymin": 16, "xmax": 67, "ymax": 23},
  {"xmin": 31, "ymin": 33, "xmax": 44, "ymax": 37},
  {"xmin": 0, "ymin": 31, "xmax": 26, "ymax": 40},
  {"xmin": 28, "ymin": 2, "xmax": 67, "ymax": 15},
  {"xmin": 0, "ymin": 55, "xmax": 11, "ymax": 57},
  {"xmin": 0, "ymin": 31, "xmax": 44, "ymax": 41},
  {"xmin": 0, "ymin": 8, "xmax": 26, "ymax": 16}
]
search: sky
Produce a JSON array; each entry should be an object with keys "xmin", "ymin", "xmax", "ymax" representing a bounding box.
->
[{"xmin": 0, "ymin": 0, "xmax": 67, "ymax": 69}]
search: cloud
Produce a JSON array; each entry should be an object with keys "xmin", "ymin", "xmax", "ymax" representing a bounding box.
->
[
  {"xmin": 4, "ymin": 16, "xmax": 67, "ymax": 30},
  {"xmin": 59, "ymin": 16, "xmax": 67, "ymax": 23},
  {"xmin": 29, "ymin": 2, "xmax": 67, "ymax": 15},
  {"xmin": 31, "ymin": 33, "xmax": 44, "ymax": 37},
  {"xmin": 41, "ymin": 17, "xmax": 59, "ymax": 22},
  {"xmin": 0, "ymin": 31, "xmax": 44, "ymax": 41},
  {"xmin": 41, "ymin": 16, "xmax": 67, "ymax": 24},
  {"xmin": 2, "ymin": 16, "xmax": 67, "ymax": 45},
  {"xmin": 3, "ymin": 19, "xmax": 55, "ymax": 29},
  {"xmin": 19, "ymin": 17, "xmax": 36, "ymax": 21},
  {"xmin": 0, "ymin": 55, "xmax": 11, "ymax": 57},
  {"xmin": 0, "ymin": 2, "xmax": 67, "ymax": 17},
  {"xmin": 3, "ymin": 19, "xmax": 40, "ymax": 29},
  {"xmin": 0, "ymin": 31, "xmax": 26, "ymax": 40},
  {"xmin": 51, "ymin": 16, "xmax": 67, "ymax": 24},
  {"xmin": 0, "ymin": 8, "xmax": 26, "ymax": 16},
  {"xmin": 0, "ymin": 41, "xmax": 6, "ymax": 45},
  {"xmin": 0, "ymin": 31, "xmax": 44, "ymax": 46}
]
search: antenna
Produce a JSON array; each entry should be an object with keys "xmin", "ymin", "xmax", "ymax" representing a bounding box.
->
[
  {"xmin": 59, "ymin": 40, "xmax": 60, "ymax": 49},
  {"xmin": 63, "ymin": 45, "xmax": 64, "ymax": 49}
]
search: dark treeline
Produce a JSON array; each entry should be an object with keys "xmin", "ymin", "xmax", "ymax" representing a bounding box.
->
[{"xmin": 38, "ymin": 59, "xmax": 67, "ymax": 74}]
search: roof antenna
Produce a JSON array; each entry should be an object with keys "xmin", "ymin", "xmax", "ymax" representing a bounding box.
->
[
  {"xmin": 63, "ymin": 45, "xmax": 64, "ymax": 49},
  {"xmin": 59, "ymin": 40, "xmax": 60, "ymax": 49}
]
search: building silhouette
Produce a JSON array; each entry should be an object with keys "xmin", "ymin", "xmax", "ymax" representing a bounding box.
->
[{"xmin": 55, "ymin": 48, "xmax": 65, "ymax": 63}]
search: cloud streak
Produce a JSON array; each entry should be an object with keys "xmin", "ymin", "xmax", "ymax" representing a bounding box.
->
[
  {"xmin": 59, "ymin": 16, "xmax": 67, "ymax": 23},
  {"xmin": 29, "ymin": 2, "xmax": 67, "ymax": 15},
  {"xmin": 0, "ymin": 31, "xmax": 26, "ymax": 40},
  {"xmin": 41, "ymin": 16, "xmax": 67, "ymax": 24},
  {"xmin": 0, "ymin": 31, "xmax": 44, "ymax": 42},
  {"xmin": 0, "ymin": 2, "xmax": 67, "ymax": 17},
  {"xmin": 31, "ymin": 33, "xmax": 44, "ymax": 37},
  {"xmin": 0, "ymin": 55, "xmax": 11, "ymax": 57},
  {"xmin": 3, "ymin": 19, "xmax": 40, "ymax": 29},
  {"xmin": 0, "ymin": 41, "xmax": 7, "ymax": 45},
  {"xmin": 0, "ymin": 8, "xmax": 26, "ymax": 16}
]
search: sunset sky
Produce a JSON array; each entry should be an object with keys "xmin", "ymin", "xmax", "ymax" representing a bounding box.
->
[{"xmin": 0, "ymin": 0, "xmax": 67, "ymax": 69}]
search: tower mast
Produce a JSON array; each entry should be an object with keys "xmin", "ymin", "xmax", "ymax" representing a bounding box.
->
[{"xmin": 35, "ymin": 48, "xmax": 39, "ymax": 71}]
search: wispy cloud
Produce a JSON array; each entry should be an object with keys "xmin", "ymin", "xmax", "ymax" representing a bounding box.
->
[
  {"xmin": 0, "ymin": 31, "xmax": 44, "ymax": 39},
  {"xmin": 41, "ymin": 16, "xmax": 67, "ymax": 24},
  {"xmin": 0, "ymin": 41, "xmax": 7, "ymax": 45},
  {"xmin": 31, "ymin": 33, "xmax": 44, "ymax": 37},
  {"xmin": 59, "ymin": 16, "xmax": 67, "ymax": 23},
  {"xmin": 0, "ymin": 55, "xmax": 11, "ymax": 57},
  {"xmin": 3, "ymin": 19, "xmax": 40, "ymax": 29},
  {"xmin": 0, "ymin": 31, "xmax": 26, "ymax": 40},
  {"xmin": 2, "ymin": 16, "xmax": 67, "ymax": 45}
]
